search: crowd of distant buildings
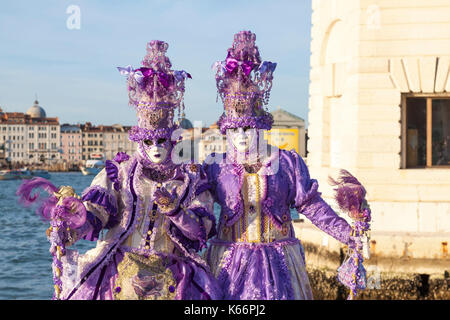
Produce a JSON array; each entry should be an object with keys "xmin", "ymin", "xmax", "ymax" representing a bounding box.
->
[
  {"xmin": 0, "ymin": 100, "xmax": 136, "ymax": 169},
  {"xmin": 0, "ymin": 99, "xmax": 306, "ymax": 169}
]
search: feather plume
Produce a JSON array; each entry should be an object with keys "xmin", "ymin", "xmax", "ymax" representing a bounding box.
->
[
  {"xmin": 328, "ymin": 169, "xmax": 367, "ymax": 217},
  {"xmin": 16, "ymin": 177, "xmax": 58, "ymax": 221}
]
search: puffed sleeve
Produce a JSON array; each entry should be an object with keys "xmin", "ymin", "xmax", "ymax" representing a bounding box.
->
[
  {"xmin": 74, "ymin": 160, "xmax": 121, "ymax": 241},
  {"xmin": 165, "ymin": 165, "xmax": 217, "ymax": 252},
  {"xmin": 287, "ymin": 150, "xmax": 354, "ymax": 246}
]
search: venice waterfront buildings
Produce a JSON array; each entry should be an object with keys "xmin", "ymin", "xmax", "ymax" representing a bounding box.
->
[
  {"xmin": 0, "ymin": 100, "xmax": 137, "ymax": 167},
  {"xmin": 1, "ymin": 102, "xmax": 307, "ymax": 169},
  {"xmin": 0, "ymin": 100, "xmax": 60, "ymax": 166}
]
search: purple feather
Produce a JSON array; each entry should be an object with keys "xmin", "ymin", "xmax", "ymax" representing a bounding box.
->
[
  {"xmin": 16, "ymin": 177, "xmax": 58, "ymax": 221},
  {"xmin": 328, "ymin": 169, "xmax": 367, "ymax": 219}
]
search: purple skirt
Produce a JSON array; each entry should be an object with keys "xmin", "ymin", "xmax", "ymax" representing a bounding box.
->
[
  {"xmin": 62, "ymin": 247, "xmax": 222, "ymax": 300},
  {"xmin": 206, "ymin": 238, "xmax": 313, "ymax": 300}
]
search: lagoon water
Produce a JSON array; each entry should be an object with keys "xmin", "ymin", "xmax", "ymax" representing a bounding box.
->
[
  {"xmin": 0, "ymin": 171, "xmax": 300, "ymax": 300},
  {"xmin": 0, "ymin": 172, "xmax": 95, "ymax": 299}
]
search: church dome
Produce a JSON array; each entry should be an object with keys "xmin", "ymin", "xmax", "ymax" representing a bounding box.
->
[
  {"xmin": 178, "ymin": 112, "xmax": 193, "ymax": 129},
  {"xmin": 26, "ymin": 100, "xmax": 46, "ymax": 118}
]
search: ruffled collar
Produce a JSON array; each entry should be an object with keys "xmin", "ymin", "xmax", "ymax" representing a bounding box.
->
[
  {"xmin": 141, "ymin": 166, "xmax": 178, "ymax": 183},
  {"xmin": 135, "ymin": 150, "xmax": 178, "ymax": 183}
]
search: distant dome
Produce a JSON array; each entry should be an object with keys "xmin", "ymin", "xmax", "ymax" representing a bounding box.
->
[
  {"xmin": 26, "ymin": 100, "xmax": 46, "ymax": 118},
  {"xmin": 178, "ymin": 112, "xmax": 193, "ymax": 129}
]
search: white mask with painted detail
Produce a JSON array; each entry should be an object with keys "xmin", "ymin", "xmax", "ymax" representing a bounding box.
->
[
  {"xmin": 228, "ymin": 127, "xmax": 257, "ymax": 153},
  {"xmin": 141, "ymin": 139, "xmax": 169, "ymax": 164}
]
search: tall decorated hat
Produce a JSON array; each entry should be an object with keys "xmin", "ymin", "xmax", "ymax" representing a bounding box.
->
[
  {"xmin": 118, "ymin": 40, "xmax": 191, "ymax": 142},
  {"xmin": 213, "ymin": 30, "xmax": 277, "ymax": 134}
]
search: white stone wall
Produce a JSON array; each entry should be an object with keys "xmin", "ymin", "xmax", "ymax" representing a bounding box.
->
[{"xmin": 307, "ymin": 0, "xmax": 450, "ymax": 258}]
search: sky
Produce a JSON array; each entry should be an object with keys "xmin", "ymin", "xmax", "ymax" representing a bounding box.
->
[{"xmin": 0, "ymin": 0, "xmax": 312, "ymax": 128}]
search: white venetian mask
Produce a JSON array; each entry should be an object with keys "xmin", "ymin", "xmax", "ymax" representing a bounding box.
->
[
  {"xmin": 141, "ymin": 138, "xmax": 170, "ymax": 164},
  {"xmin": 228, "ymin": 127, "xmax": 257, "ymax": 153}
]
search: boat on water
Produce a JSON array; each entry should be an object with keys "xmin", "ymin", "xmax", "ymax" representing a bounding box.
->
[
  {"xmin": 0, "ymin": 168, "xmax": 51, "ymax": 180},
  {"xmin": 31, "ymin": 170, "xmax": 51, "ymax": 179},
  {"xmin": 0, "ymin": 170, "xmax": 21, "ymax": 180},
  {"xmin": 17, "ymin": 168, "xmax": 33, "ymax": 179},
  {"xmin": 80, "ymin": 159, "xmax": 105, "ymax": 176}
]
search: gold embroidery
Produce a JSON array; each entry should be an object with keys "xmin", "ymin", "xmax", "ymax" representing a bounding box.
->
[
  {"xmin": 113, "ymin": 252, "xmax": 176, "ymax": 300},
  {"xmin": 281, "ymin": 223, "xmax": 289, "ymax": 236},
  {"xmin": 240, "ymin": 173, "xmax": 262, "ymax": 243}
]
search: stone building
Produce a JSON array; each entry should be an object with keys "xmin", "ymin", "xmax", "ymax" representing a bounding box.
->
[
  {"xmin": 198, "ymin": 123, "xmax": 226, "ymax": 163},
  {"xmin": 80, "ymin": 122, "xmax": 104, "ymax": 161},
  {"xmin": 296, "ymin": 0, "xmax": 450, "ymax": 299},
  {"xmin": 269, "ymin": 107, "xmax": 307, "ymax": 157},
  {"xmin": 102, "ymin": 124, "xmax": 137, "ymax": 161},
  {"xmin": 0, "ymin": 100, "xmax": 60, "ymax": 166},
  {"xmin": 60, "ymin": 124, "xmax": 82, "ymax": 165},
  {"xmin": 0, "ymin": 111, "xmax": 28, "ymax": 164}
]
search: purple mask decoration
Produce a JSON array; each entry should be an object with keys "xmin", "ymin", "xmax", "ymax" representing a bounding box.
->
[
  {"xmin": 134, "ymin": 67, "xmax": 172, "ymax": 88},
  {"xmin": 117, "ymin": 40, "xmax": 191, "ymax": 143},
  {"xmin": 225, "ymin": 52, "xmax": 254, "ymax": 76},
  {"xmin": 213, "ymin": 31, "xmax": 276, "ymax": 134}
]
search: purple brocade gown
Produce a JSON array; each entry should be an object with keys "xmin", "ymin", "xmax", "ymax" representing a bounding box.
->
[
  {"xmin": 58, "ymin": 153, "xmax": 222, "ymax": 300},
  {"xmin": 203, "ymin": 147, "xmax": 354, "ymax": 300}
]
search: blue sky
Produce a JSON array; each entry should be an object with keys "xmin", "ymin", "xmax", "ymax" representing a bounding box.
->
[{"xmin": 0, "ymin": 0, "xmax": 312, "ymax": 127}]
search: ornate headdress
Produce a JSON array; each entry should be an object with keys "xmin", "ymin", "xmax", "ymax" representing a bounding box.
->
[
  {"xmin": 213, "ymin": 31, "xmax": 277, "ymax": 134},
  {"xmin": 118, "ymin": 40, "xmax": 191, "ymax": 141}
]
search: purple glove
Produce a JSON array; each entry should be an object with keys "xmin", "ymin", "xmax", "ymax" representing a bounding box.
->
[
  {"xmin": 47, "ymin": 197, "xmax": 87, "ymax": 248},
  {"xmin": 51, "ymin": 197, "xmax": 87, "ymax": 229},
  {"xmin": 154, "ymin": 187, "xmax": 179, "ymax": 214}
]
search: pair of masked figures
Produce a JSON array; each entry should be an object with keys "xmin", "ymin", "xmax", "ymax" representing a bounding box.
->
[{"xmin": 18, "ymin": 31, "xmax": 371, "ymax": 300}]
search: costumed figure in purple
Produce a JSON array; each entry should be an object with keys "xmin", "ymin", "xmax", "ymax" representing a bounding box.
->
[
  {"xmin": 16, "ymin": 40, "xmax": 221, "ymax": 300},
  {"xmin": 203, "ymin": 31, "xmax": 370, "ymax": 300}
]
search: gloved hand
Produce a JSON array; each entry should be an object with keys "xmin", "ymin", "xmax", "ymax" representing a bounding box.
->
[
  {"xmin": 154, "ymin": 187, "xmax": 179, "ymax": 215},
  {"xmin": 47, "ymin": 192, "xmax": 87, "ymax": 248}
]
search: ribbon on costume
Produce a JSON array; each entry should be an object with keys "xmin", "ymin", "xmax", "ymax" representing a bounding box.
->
[
  {"xmin": 174, "ymin": 70, "xmax": 192, "ymax": 81},
  {"xmin": 212, "ymin": 60, "xmax": 226, "ymax": 74},
  {"xmin": 224, "ymin": 53, "xmax": 254, "ymax": 76},
  {"xmin": 117, "ymin": 65, "xmax": 172, "ymax": 88},
  {"xmin": 259, "ymin": 61, "xmax": 277, "ymax": 75}
]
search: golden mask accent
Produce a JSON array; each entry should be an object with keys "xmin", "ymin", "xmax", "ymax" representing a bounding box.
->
[
  {"xmin": 53, "ymin": 185, "xmax": 80, "ymax": 206},
  {"xmin": 157, "ymin": 196, "xmax": 171, "ymax": 206},
  {"xmin": 281, "ymin": 223, "xmax": 289, "ymax": 236},
  {"xmin": 142, "ymin": 108, "xmax": 165, "ymax": 126}
]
